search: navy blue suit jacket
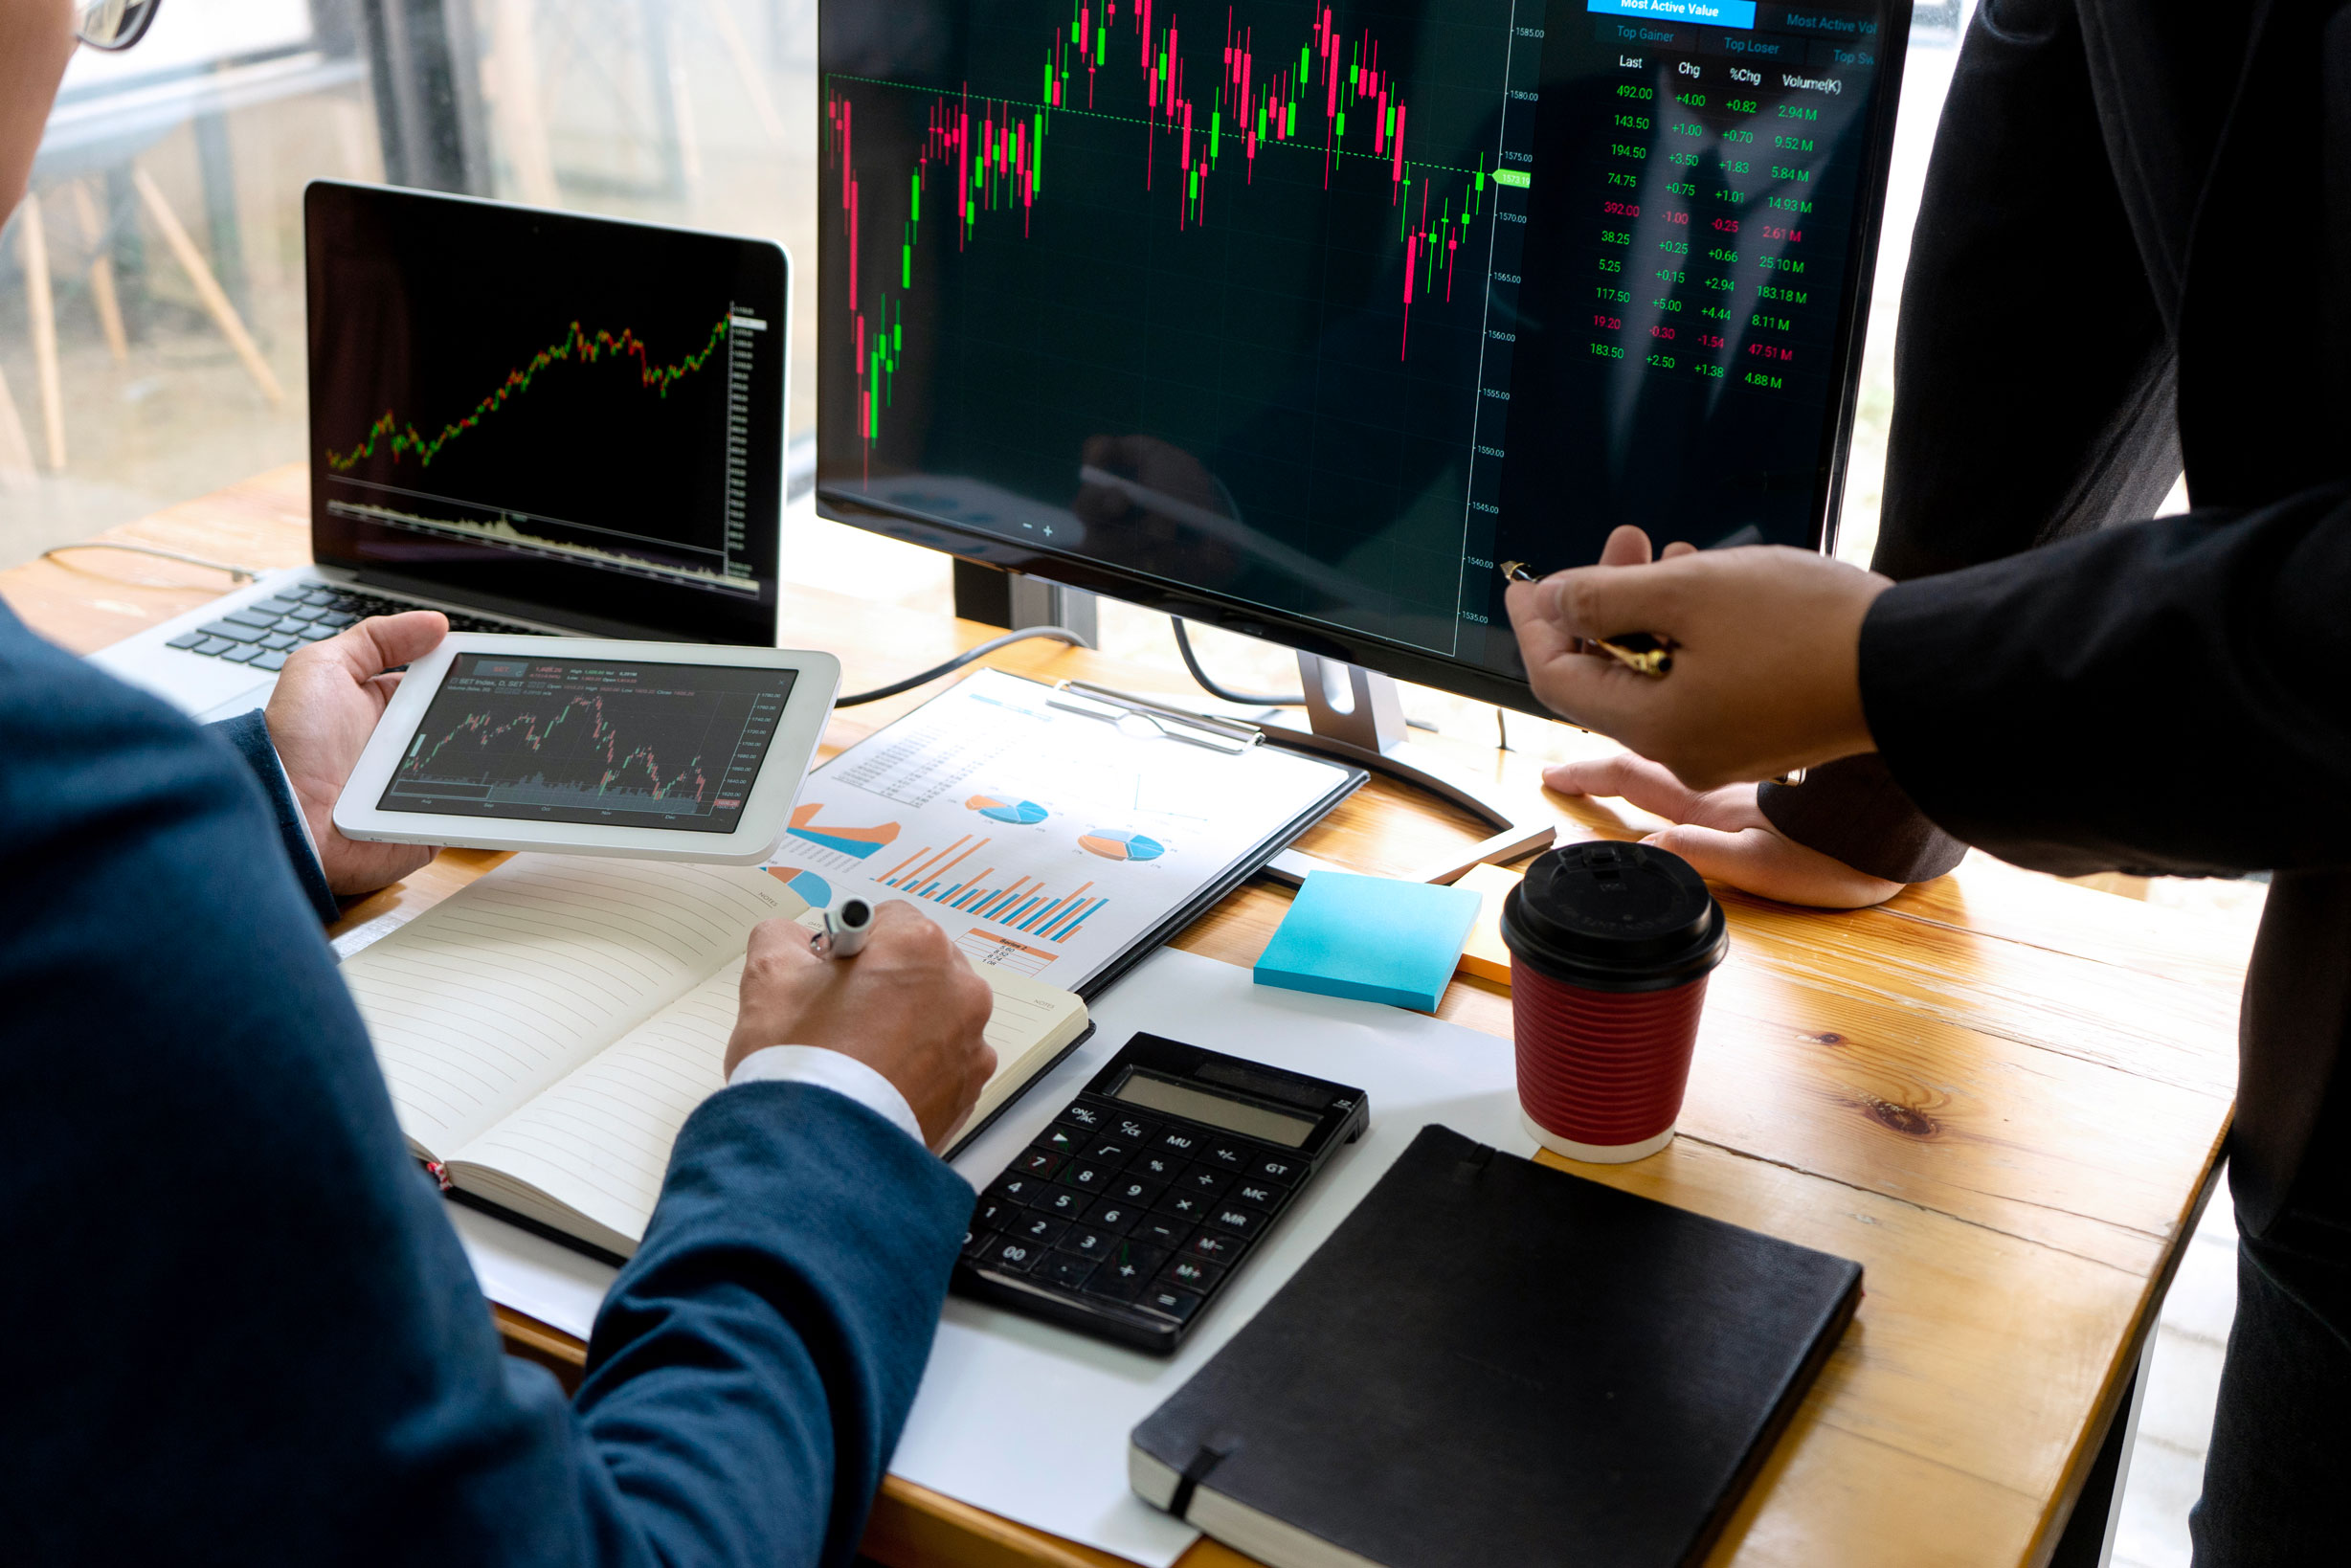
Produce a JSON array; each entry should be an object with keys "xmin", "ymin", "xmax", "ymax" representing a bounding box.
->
[{"xmin": 0, "ymin": 603, "xmax": 972, "ymax": 1563}]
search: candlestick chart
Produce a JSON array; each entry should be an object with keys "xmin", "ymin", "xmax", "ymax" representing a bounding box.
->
[
  {"xmin": 398, "ymin": 692, "xmax": 714, "ymax": 808},
  {"xmin": 823, "ymin": 0, "xmax": 1522, "ymax": 460},
  {"xmin": 378, "ymin": 655, "xmax": 797, "ymax": 832}
]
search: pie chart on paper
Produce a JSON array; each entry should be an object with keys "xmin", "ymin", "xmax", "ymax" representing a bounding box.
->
[
  {"xmin": 1079, "ymin": 829, "xmax": 1165, "ymax": 862},
  {"xmin": 967, "ymin": 795, "xmax": 1048, "ymax": 824}
]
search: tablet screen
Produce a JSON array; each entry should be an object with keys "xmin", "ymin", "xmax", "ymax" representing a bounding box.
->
[{"xmin": 377, "ymin": 653, "xmax": 799, "ymax": 833}]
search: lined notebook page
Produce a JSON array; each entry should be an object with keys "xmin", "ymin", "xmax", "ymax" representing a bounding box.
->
[
  {"xmin": 447, "ymin": 954, "xmax": 1088, "ymax": 1251},
  {"xmin": 972, "ymin": 968, "xmax": 1089, "ymax": 1125},
  {"xmin": 447, "ymin": 963, "xmax": 744, "ymax": 1249},
  {"xmin": 343, "ymin": 855, "xmax": 799, "ymax": 1157}
]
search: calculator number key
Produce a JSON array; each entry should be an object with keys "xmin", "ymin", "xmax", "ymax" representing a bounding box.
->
[
  {"xmin": 1082, "ymin": 1198, "xmax": 1146, "ymax": 1233},
  {"xmin": 1056, "ymin": 1227, "xmax": 1122, "ymax": 1259},
  {"xmin": 1010, "ymin": 1214, "xmax": 1069, "ymax": 1247},
  {"xmin": 1031, "ymin": 1186, "xmax": 1088, "ymax": 1219},
  {"xmin": 1056, "ymin": 1161, "xmax": 1115, "ymax": 1193},
  {"xmin": 981, "ymin": 1239, "xmax": 1046, "ymax": 1273},
  {"xmin": 1014, "ymin": 1149, "xmax": 1064, "ymax": 1177},
  {"xmin": 985, "ymin": 1174, "xmax": 1051, "ymax": 1207},
  {"xmin": 1105, "ymin": 1175, "xmax": 1168, "ymax": 1208}
]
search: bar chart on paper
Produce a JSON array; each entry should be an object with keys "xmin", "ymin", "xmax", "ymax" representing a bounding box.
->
[
  {"xmin": 761, "ymin": 670, "xmax": 1353, "ymax": 990},
  {"xmin": 876, "ymin": 831, "xmax": 1111, "ymax": 945}
]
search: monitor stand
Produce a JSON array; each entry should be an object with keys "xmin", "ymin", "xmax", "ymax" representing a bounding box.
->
[{"xmin": 1252, "ymin": 654, "xmax": 1555, "ymax": 887}]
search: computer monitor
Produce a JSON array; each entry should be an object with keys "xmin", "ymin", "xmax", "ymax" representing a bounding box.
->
[
  {"xmin": 305, "ymin": 182, "xmax": 790, "ymax": 644},
  {"xmin": 815, "ymin": 0, "xmax": 1906, "ymax": 714}
]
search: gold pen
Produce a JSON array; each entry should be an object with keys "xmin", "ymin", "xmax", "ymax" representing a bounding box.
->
[{"xmin": 1499, "ymin": 562, "xmax": 1677, "ymax": 677}]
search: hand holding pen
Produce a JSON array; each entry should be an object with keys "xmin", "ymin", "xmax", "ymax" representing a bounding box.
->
[
  {"xmin": 809, "ymin": 897, "xmax": 876, "ymax": 959},
  {"xmin": 1501, "ymin": 556, "xmax": 1682, "ymax": 678},
  {"xmin": 1501, "ymin": 525, "xmax": 1892, "ymax": 791}
]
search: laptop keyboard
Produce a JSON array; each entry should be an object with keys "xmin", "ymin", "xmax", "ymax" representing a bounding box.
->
[{"xmin": 166, "ymin": 586, "xmax": 544, "ymax": 674}]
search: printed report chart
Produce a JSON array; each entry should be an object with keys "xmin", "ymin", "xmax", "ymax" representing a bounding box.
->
[{"xmin": 766, "ymin": 669, "xmax": 1344, "ymax": 988}]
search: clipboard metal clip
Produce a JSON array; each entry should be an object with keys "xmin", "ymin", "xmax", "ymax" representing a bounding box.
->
[{"xmin": 1047, "ymin": 682, "xmax": 1262, "ymax": 754}]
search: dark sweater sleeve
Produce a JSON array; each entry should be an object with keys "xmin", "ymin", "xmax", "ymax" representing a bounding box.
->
[
  {"xmin": 1857, "ymin": 486, "xmax": 2351, "ymax": 877},
  {"xmin": 207, "ymin": 706, "xmax": 341, "ymax": 923},
  {"xmin": 1757, "ymin": 755, "xmax": 1971, "ymax": 884}
]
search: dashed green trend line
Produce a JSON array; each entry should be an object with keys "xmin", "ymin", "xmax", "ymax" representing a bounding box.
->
[{"xmin": 325, "ymin": 315, "xmax": 731, "ymax": 472}]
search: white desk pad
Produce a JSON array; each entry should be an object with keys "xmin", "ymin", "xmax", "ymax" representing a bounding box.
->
[{"xmin": 454, "ymin": 945, "xmax": 1534, "ymax": 1566}]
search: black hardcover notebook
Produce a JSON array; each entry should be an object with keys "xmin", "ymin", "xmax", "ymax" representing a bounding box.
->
[{"xmin": 1130, "ymin": 1125, "xmax": 1862, "ymax": 1568}]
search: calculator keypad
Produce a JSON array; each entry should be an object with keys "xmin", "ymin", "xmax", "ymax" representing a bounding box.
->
[{"xmin": 961, "ymin": 1093, "xmax": 1310, "ymax": 1334}]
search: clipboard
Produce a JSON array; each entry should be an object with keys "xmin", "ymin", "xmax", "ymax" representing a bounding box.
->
[{"xmin": 768, "ymin": 668, "xmax": 1367, "ymax": 1000}]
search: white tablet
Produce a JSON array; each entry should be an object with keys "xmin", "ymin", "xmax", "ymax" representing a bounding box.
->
[{"xmin": 334, "ymin": 635, "xmax": 840, "ymax": 864}]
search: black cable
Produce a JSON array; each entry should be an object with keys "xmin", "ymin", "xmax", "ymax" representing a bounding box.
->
[
  {"xmin": 1172, "ymin": 617, "xmax": 1306, "ymax": 706},
  {"xmin": 834, "ymin": 626, "xmax": 1091, "ymax": 707},
  {"xmin": 1171, "ymin": 617, "xmax": 1436, "ymax": 731}
]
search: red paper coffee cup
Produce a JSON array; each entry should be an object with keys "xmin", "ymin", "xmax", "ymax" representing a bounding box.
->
[{"xmin": 1500, "ymin": 841, "xmax": 1729, "ymax": 1162}]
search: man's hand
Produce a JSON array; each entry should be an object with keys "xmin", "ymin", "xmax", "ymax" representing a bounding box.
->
[
  {"xmin": 1545, "ymin": 752, "xmax": 1902, "ymax": 908},
  {"xmin": 728, "ymin": 902, "xmax": 996, "ymax": 1151},
  {"xmin": 1506, "ymin": 526, "xmax": 1892, "ymax": 790},
  {"xmin": 265, "ymin": 611, "xmax": 447, "ymax": 896}
]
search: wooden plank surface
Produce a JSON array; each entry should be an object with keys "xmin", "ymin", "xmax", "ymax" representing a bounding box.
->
[{"xmin": 4, "ymin": 465, "xmax": 2258, "ymax": 1568}]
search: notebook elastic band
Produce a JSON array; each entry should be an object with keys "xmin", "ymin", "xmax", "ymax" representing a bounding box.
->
[{"xmin": 1168, "ymin": 1442, "xmax": 1231, "ymax": 1520}]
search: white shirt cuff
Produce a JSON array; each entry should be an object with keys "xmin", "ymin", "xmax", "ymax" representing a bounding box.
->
[{"xmin": 728, "ymin": 1045, "xmax": 926, "ymax": 1148}]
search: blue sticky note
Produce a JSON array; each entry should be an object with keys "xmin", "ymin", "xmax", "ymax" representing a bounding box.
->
[{"xmin": 1253, "ymin": 871, "xmax": 1482, "ymax": 1013}]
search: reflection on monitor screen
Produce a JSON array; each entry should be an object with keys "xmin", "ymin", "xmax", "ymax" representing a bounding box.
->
[
  {"xmin": 307, "ymin": 184, "xmax": 788, "ymax": 643},
  {"xmin": 817, "ymin": 0, "xmax": 1899, "ymax": 704}
]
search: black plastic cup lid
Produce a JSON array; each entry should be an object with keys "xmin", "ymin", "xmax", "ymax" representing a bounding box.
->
[{"xmin": 1499, "ymin": 840, "xmax": 1729, "ymax": 993}]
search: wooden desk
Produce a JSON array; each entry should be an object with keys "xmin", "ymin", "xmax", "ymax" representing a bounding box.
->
[{"xmin": 8, "ymin": 465, "xmax": 2259, "ymax": 1568}]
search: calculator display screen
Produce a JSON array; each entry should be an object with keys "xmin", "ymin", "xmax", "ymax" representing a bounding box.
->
[{"xmin": 1113, "ymin": 1070, "xmax": 1315, "ymax": 1148}]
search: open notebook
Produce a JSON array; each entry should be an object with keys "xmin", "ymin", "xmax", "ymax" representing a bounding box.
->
[{"xmin": 342, "ymin": 853, "xmax": 1089, "ymax": 1258}]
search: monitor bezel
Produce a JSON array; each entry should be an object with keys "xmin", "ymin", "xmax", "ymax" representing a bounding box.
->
[{"xmin": 814, "ymin": 3, "xmax": 1913, "ymax": 720}]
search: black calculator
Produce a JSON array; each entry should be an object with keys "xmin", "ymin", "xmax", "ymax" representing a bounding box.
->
[{"xmin": 954, "ymin": 1032, "xmax": 1368, "ymax": 1354}]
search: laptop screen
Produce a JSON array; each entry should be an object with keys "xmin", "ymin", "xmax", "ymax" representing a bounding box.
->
[{"xmin": 304, "ymin": 183, "xmax": 788, "ymax": 644}]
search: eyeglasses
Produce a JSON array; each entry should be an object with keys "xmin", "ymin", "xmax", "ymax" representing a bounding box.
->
[{"xmin": 75, "ymin": 0, "xmax": 163, "ymax": 51}]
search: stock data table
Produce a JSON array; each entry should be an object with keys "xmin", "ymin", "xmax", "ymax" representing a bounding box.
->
[{"xmin": 8, "ymin": 463, "xmax": 2259, "ymax": 1568}]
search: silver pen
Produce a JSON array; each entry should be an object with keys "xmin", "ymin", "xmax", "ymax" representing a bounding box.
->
[{"xmin": 809, "ymin": 898, "xmax": 875, "ymax": 960}]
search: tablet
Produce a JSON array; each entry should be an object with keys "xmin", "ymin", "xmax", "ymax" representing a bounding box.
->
[{"xmin": 334, "ymin": 635, "xmax": 840, "ymax": 863}]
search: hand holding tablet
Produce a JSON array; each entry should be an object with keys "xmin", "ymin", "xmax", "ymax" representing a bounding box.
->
[{"xmin": 334, "ymin": 635, "xmax": 840, "ymax": 863}]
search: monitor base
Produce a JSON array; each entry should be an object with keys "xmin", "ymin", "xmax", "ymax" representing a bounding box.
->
[{"xmin": 1253, "ymin": 654, "xmax": 1555, "ymax": 886}]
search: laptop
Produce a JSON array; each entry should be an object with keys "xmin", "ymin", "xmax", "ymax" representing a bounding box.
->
[{"xmin": 92, "ymin": 181, "xmax": 793, "ymax": 723}]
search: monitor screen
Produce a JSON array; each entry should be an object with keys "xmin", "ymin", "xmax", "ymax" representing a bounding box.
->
[
  {"xmin": 377, "ymin": 652, "xmax": 800, "ymax": 832},
  {"xmin": 306, "ymin": 183, "xmax": 789, "ymax": 644},
  {"xmin": 816, "ymin": 0, "xmax": 1902, "ymax": 708}
]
